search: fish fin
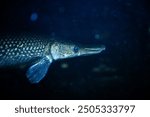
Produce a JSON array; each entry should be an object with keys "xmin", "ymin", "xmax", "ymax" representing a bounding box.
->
[{"xmin": 26, "ymin": 57, "xmax": 52, "ymax": 84}]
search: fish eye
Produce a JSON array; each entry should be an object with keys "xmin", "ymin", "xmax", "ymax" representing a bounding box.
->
[{"xmin": 73, "ymin": 46, "xmax": 79, "ymax": 53}]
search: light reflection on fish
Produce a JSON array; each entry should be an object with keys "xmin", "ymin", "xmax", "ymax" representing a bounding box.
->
[{"xmin": 0, "ymin": 32, "xmax": 106, "ymax": 83}]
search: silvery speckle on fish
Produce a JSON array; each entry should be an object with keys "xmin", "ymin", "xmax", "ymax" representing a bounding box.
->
[{"xmin": 0, "ymin": 32, "xmax": 106, "ymax": 83}]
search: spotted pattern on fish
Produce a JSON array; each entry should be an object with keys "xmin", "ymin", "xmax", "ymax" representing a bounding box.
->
[{"xmin": 0, "ymin": 32, "xmax": 50, "ymax": 67}]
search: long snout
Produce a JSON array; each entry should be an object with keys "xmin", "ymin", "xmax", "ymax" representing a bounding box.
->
[{"xmin": 80, "ymin": 45, "xmax": 106, "ymax": 56}]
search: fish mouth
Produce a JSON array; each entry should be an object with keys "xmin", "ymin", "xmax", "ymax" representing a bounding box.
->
[{"xmin": 81, "ymin": 45, "xmax": 106, "ymax": 55}]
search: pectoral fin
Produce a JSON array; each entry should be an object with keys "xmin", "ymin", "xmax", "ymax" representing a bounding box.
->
[{"xmin": 26, "ymin": 57, "xmax": 52, "ymax": 84}]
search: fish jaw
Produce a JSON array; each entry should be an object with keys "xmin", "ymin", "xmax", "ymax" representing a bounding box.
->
[{"xmin": 79, "ymin": 45, "xmax": 106, "ymax": 56}]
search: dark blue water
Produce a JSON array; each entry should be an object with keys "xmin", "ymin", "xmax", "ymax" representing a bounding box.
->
[{"xmin": 0, "ymin": 0, "xmax": 149, "ymax": 99}]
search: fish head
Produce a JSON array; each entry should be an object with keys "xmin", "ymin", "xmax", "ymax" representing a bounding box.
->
[{"xmin": 51, "ymin": 42, "xmax": 106, "ymax": 60}]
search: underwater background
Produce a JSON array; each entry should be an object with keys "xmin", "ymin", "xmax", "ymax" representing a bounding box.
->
[{"xmin": 0, "ymin": 0, "xmax": 149, "ymax": 99}]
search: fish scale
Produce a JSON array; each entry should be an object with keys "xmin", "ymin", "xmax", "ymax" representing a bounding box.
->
[{"xmin": 0, "ymin": 32, "xmax": 49, "ymax": 67}]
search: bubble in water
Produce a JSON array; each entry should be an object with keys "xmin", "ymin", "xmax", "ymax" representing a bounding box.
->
[{"xmin": 30, "ymin": 12, "xmax": 38, "ymax": 21}]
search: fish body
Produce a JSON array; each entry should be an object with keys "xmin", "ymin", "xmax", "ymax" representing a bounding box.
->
[
  {"xmin": 0, "ymin": 32, "xmax": 49, "ymax": 67},
  {"xmin": 0, "ymin": 32, "xmax": 106, "ymax": 83}
]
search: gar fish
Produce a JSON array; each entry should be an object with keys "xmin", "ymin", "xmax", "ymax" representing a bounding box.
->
[{"xmin": 0, "ymin": 32, "xmax": 106, "ymax": 83}]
